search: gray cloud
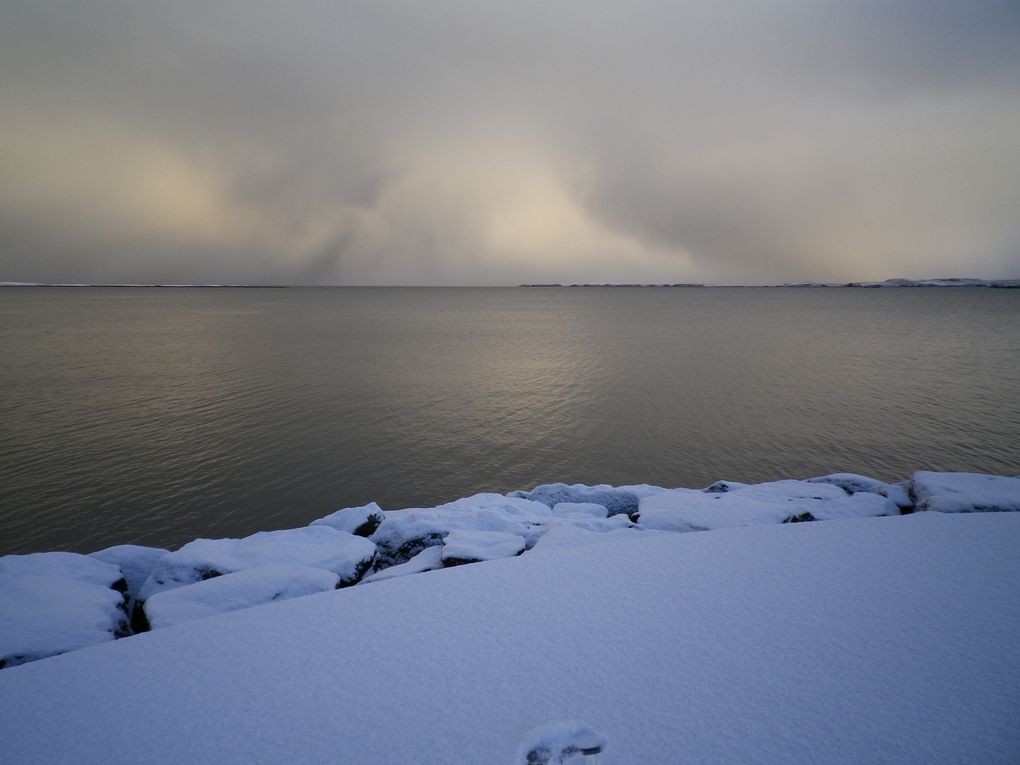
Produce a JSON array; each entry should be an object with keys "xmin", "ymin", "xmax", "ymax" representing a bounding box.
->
[{"xmin": 1, "ymin": 0, "xmax": 1018, "ymax": 284}]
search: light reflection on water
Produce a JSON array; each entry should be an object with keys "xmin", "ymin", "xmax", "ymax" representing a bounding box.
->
[{"xmin": 1, "ymin": 286, "xmax": 1018, "ymax": 554}]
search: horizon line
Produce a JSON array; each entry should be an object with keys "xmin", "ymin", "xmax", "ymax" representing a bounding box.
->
[{"xmin": 3, "ymin": 277, "xmax": 1020, "ymax": 290}]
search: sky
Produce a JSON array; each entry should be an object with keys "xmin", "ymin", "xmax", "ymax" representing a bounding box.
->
[{"xmin": 1, "ymin": 1, "xmax": 1018, "ymax": 286}]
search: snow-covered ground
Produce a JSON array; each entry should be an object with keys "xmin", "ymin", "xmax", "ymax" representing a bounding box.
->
[
  {"xmin": 1, "ymin": 510, "xmax": 1018, "ymax": 763},
  {"xmin": 2, "ymin": 470, "xmax": 1019, "ymax": 760}
]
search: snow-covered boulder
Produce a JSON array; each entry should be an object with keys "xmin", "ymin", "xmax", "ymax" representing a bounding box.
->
[
  {"xmin": 911, "ymin": 472, "xmax": 1020, "ymax": 514},
  {"xmin": 518, "ymin": 512, "xmax": 638, "ymax": 548},
  {"xmin": 361, "ymin": 546, "xmax": 446, "ymax": 584},
  {"xmin": 90, "ymin": 545, "xmax": 169, "ymax": 601},
  {"xmin": 138, "ymin": 526, "xmax": 376, "ymax": 602},
  {"xmin": 806, "ymin": 472, "xmax": 913, "ymax": 509},
  {"xmin": 509, "ymin": 483, "xmax": 665, "ymax": 519},
  {"xmin": 371, "ymin": 493, "xmax": 553, "ymax": 566},
  {"xmin": 143, "ymin": 564, "xmax": 340, "ymax": 629},
  {"xmin": 702, "ymin": 480, "xmax": 750, "ymax": 493},
  {"xmin": 1, "ymin": 576, "xmax": 129, "ymax": 668},
  {"xmin": 310, "ymin": 502, "xmax": 385, "ymax": 537},
  {"xmin": 440, "ymin": 530, "xmax": 527, "ymax": 566},
  {"xmin": 639, "ymin": 480, "xmax": 897, "ymax": 532},
  {"xmin": 0, "ymin": 551, "xmax": 126, "ymax": 590},
  {"xmin": 0, "ymin": 552, "xmax": 129, "ymax": 668},
  {"xmin": 551, "ymin": 502, "xmax": 608, "ymax": 519}
]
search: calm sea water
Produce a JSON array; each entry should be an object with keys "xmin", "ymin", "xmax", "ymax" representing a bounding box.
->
[{"xmin": 2, "ymin": 286, "xmax": 1018, "ymax": 555}]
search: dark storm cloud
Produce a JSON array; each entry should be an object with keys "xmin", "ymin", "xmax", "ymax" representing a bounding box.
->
[{"xmin": 1, "ymin": 1, "xmax": 1018, "ymax": 284}]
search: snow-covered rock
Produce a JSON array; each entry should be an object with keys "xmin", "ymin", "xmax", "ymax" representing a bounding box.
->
[
  {"xmin": 515, "ymin": 721, "xmax": 607, "ymax": 764},
  {"xmin": 509, "ymin": 483, "xmax": 665, "ymax": 519},
  {"xmin": 518, "ymin": 512, "xmax": 639, "ymax": 548},
  {"xmin": 90, "ymin": 545, "xmax": 170, "ymax": 601},
  {"xmin": 911, "ymin": 471, "xmax": 1020, "ymax": 514},
  {"xmin": 371, "ymin": 493, "xmax": 553, "ymax": 566},
  {"xmin": 309, "ymin": 502, "xmax": 385, "ymax": 537},
  {"xmin": 551, "ymin": 502, "xmax": 608, "ymax": 518},
  {"xmin": 702, "ymin": 480, "xmax": 750, "ymax": 493},
  {"xmin": 361, "ymin": 546, "xmax": 446, "ymax": 584},
  {"xmin": 0, "ymin": 551, "xmax": 126, "ymax": 589},
  {"xmin": 441, "ymin": 530, "xmax": 527, "ymax": 566},
  {"xmin": 143, "ymin": 564, "xmax": 340, "ymax": 629},
  {"xmin": 639, "ymin": 479, "xmax": 897, "ymax": 531},
  {"xmin": 0, "ymin": 551, "xmax": 130, "ymax": 668},
  {"xmin": 0, "ymin": 576, "xmax": 129, "ymax": 668},
  {"xmin": 138, "ymin": 526, "xmax": 376, "ymax": 601},
  {"xmin": 806, "ymin": 472, "xmax": 913, "ymax": 509}
]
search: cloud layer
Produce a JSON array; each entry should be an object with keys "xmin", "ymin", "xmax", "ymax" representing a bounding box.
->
[{"xmin": 2, "ymin": 0, "xmax": 1018, "ymax": 284}]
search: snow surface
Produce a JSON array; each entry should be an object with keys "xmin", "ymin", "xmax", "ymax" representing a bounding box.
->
[
  {"xmin": 638, "ymin": 479, "xmax": 897, "ymax": 531},
  {"xmin": 309, "ymin": 501, "xmax": 385, "ymax": 536},
  {"xmin": 143, "ymin": 564, "xmax": 340, "ymax": 629},
  {"xmin": 90, "ymin": 544, "xmax": 169, "ymax": 601},
  {"xmin": 515, "ymin": 721, "xmax": 608, "ymax": 764},
  {"xmin": 1, "ymin": 512, "xmax": 1018, "ymax": 763},
  {"xmin": 911, "ymin": 471, "xmax": 1020, "ymax": 513},
  {"xmin": 528, "ymin": 524, "xmax": 668, "ymax": 553},
  {"xmin": 138, "ymin": 526, "xmax": 376, "ymax": 601},
  {"xmin": 440, "ymin": 529, "xmax": 526, "ymax": 564}
]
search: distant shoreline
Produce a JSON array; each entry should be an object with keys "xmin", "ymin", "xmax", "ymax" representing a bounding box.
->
[
  {"xmin": 0, "ymin": 283, "xmax": 292, "ymax": 289},
  {"xmin": 519, "ymin": 278, "xmax": 1020, "ymax": 288}
]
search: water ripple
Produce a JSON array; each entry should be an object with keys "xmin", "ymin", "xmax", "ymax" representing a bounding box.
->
[{"xmin": 2, "ymin": 286, "xmax": 1019, "ymax": 554}]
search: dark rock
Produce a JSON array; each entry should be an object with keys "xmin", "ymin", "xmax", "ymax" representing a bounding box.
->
[{"xmin": 782, "ymin": 512, "xmax": 816, "ymax": 523}]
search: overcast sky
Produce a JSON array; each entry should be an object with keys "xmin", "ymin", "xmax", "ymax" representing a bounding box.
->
[{"xmin": 1, "ymin": 1, "xmax": 1018, "ymax": 285}]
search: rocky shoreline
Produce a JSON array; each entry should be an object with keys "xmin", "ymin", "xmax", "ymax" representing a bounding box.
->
[{"xmin": 3, "ymin": 469, "xmax": 1018, "ymax": 670}]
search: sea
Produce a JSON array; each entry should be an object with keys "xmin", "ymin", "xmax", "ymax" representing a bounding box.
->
[{"xmin": 2, "ymin": 286, "xmax": 1018, "ymax": 555}]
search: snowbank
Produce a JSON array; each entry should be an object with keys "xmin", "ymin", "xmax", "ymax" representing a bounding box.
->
[{"xmin": 1, "ymin": 512, "xmax": 1017, "ymax": 763}]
